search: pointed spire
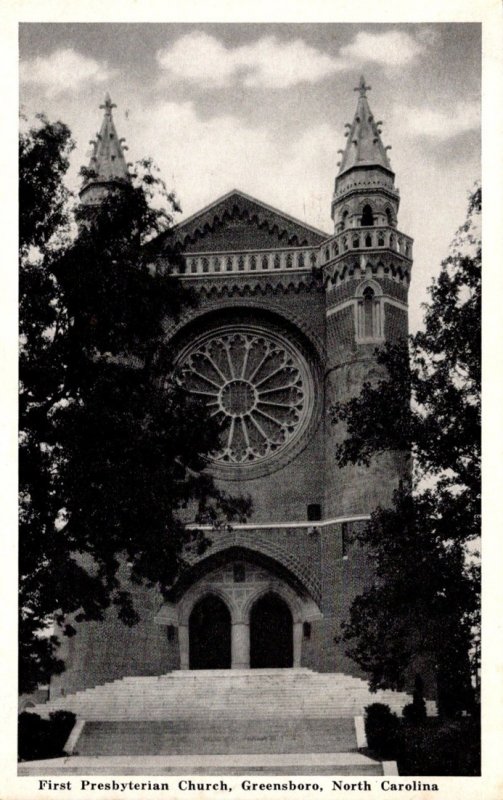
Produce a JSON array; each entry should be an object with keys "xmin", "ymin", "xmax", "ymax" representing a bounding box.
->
[
  {"xmin": 337, "ymin": 75, "xmax": 392, "ymax": 176},
  {"xmin": 80, "ymin": 93, "xmax": 131, "ymax": 199}
]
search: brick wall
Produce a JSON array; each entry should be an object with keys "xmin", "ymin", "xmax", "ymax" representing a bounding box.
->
[
  {"xmin": 182, "ymin": 218, "xmax": 307, "ymax": 252},
  {"xmin": 52, "ymin": 219, "xmax": 413, "ymax": 691},
  {"xmin": 178, "ymin": 282, "xmax": 328, "ymax": 524},
  {"xmin": 50, "ymin": 579, "xmax": 175, "ymax": 696},
  {"xmin": 384, "ymin": 301, "xmax": 408, "ymax": 340}
]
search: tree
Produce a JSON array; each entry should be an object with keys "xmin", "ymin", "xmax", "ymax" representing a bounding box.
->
[
  {"xmin": 19, "ymin": 116, "xmax": 249, "ymax": 694},
  {"xmin": 331, "ymin": 186, "xmax": 481, "ymax": 716}
]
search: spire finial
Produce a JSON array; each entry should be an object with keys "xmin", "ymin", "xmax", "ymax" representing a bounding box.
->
[
  {"xmin": 354, "ymin": 75, "xmax": 371, "ymax": 98},
  {"xmin": 99, "ymin": 92, "xmax": 117, "ymax": 115}
]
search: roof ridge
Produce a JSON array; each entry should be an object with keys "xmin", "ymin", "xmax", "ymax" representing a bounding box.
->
[{"xmin": 174, "ymin": 189, "xmax": 330, "ymax": 238}]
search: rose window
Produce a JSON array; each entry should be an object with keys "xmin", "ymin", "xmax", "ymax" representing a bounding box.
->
[{"xmin": 177, "ymin": 327, "xmax": 313, "ymax": 466}]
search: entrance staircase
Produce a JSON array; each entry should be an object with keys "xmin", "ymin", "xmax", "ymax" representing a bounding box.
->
[{"xmin": 20, "ymin": 669, "xmax": 423, "ymax": 775}]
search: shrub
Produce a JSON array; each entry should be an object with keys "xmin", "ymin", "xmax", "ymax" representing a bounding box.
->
[
  {"xmin": 18, "ymin": 710, "xmax": 76, "ymax": 761},
  {"xmin": 398, "ymin": 716, "xmax": 480, "ymax": 776},
  {"xmin": 364, "ymin": 703, "xmax": 400, "ymax": 758},
  {"xmin": 402, "ymin": 675, "xmax": 427, "ymax": 723},
  {"xmin": 364, "ymin": 700, "xmax": 480, "ymax": 775}
]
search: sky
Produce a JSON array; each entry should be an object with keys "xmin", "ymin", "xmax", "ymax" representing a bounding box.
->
[{"xmin": 19, "ymin": 23, "xmax": 481, "ymax": 332}]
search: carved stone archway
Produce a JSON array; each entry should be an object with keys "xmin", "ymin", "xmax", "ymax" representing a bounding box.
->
[{"xmin": 156, "ymin": 554, "xmax": 321, "ymax": 670}]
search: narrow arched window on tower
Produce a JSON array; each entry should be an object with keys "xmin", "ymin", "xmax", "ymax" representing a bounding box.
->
[
  {"xmin": 363, "ymin": 287, "xmax": 375, "ymax": 338},
  {"xmin": 386, "ymin": 207, "xmax": 393, "ymax": 227},
  {"xmin": 341, "ymin": 210, "xmax": 349, "ymax": 230},
  {"xmin": 365, "ymin": 234, "xmax": 372, "ymax": 247},
  {"xmin": 341, "ymin": 522, "xmax": 349, "ymax": 558},
  {"xmin": 361, "ymin": 204, "xmax": 374, "ymax": 226}
]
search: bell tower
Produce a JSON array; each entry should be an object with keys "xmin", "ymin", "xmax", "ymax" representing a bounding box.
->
[{"xmin": 323, "ymin": 76, "xmax": 413, "ymax": 519}]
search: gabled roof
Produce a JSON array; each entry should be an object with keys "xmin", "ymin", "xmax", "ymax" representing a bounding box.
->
[
  {"xmin": 338, "ymin": 76, "xmax": 393, "ymax": 177},
  {"xmin": 152, "ymin": 190, "xmax": 329, "ymax": 254}
]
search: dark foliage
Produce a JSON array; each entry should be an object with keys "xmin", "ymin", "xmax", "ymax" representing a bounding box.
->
[
  {"xmin": 332, "ymin": 187, "xmax": 481, "ymax": 716},
  {"xmin": 364, "ymin": 703, "xmax": 400, "ymax": 758},
  {"xmin": 19, "ymin": 117, "xmax": 250, "ymax": 693},
  {"xmin": 342, "ymin": 489, "xmax": 478, "ymax": 715},
  {"xmin": 397, "ymin": 717, "xmax": 480, "ymax": 776},
  {"xmin": 364, "ymin": 703, "xmax": 480, "ymax": 776},
  {"xmin": 18, "ymin": 711, "xmax": 76, "ymax": 762},
  {"xmin": 402, "ymin": 675, "xmax": 427, "ymax": 723}
]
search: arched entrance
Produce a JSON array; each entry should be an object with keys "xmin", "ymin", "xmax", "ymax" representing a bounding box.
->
[
  {"xmin": 250, "ymin": 592, "xmax": 293, "ymax": 668},
  {"xmin": 189, "ymin": 595, "xmax": 231, "ymax": 669}
]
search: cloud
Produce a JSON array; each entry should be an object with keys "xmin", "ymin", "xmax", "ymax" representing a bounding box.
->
[
  {"xmin": 339, "ymin": 30, "xmax": 424, "ymax": 66},
  {"xmin": 157, "ymin": 29, "xmax": 427, "ymax": 89},
  {"xmin": 156, "ymin": 32, "xmax": 342, "ymax": 88},
  {"xmin": 396, "ymin": 101, "xmax": 480, "ymax": 140},
  {"xmin": 124, "ymin": 100, "xmax": 335, "ymax": 230},
  {"xmin": 20, "ymin": 48, "xmax": 116, "ymax": 97}
]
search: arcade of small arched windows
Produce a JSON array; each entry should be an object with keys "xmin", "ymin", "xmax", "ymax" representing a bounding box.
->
[
  {"xmin": 337, "ymin": 203, "xmax": 397, "ymax": 233},
  {"xmin": 187, "ymin": 249, "xmax": 318, "ymax": 275},
  {"xmin": 324, "ymin": 229, "xmax": 411, "ymax": 264}
]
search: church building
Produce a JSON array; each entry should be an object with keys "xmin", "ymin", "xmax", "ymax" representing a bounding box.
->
[{"xmin": 51, "ymin": 77, "xmax": 413, "ymax": 696}]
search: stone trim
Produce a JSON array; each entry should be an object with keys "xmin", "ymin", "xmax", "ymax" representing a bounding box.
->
[
  {"xmin": 156, "ymin": 557, "xmax": 323, "ymax": 669},
  {"xmin": 181, "ymin": 534, "xmax": 322, "ymax": 604},
  {"xmin": 163, "ymin": 295, "xmax": 326, "ymax": 365},
  {"xmin": 63, "ymin": 720, "xmax": 86, "ymax": 755},
  {"xmin": 185, "ymin": 514, "xmax": 370, "ymax": 531}
]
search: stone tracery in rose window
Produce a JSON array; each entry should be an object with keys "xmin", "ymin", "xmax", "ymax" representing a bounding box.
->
[{"xmin": 178, "ymin": 328, "xmax": 311, "ymax": 465}]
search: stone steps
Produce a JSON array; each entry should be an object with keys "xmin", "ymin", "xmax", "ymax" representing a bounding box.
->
[
  {"xmin": 33, "ymin": 669, "xmax": 416, "ymax": 721},
  {"xmin": 18, "ymin": 752, "xmax": 388, "ymax": 776},
  {"xmin": 76, "ymin": 718, "xmax": 357, "ymax": 756},
  {"xmin": 23, "ymin": 671, "xmax": 408, "ymax": 775}
]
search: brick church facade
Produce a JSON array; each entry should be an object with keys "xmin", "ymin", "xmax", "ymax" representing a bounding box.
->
[{"xmin": 51, "ymin": 77, "xmax": 413, "ymax": 697}]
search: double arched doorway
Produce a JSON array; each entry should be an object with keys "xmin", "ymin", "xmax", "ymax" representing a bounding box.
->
[{"xmin": 188, "ymin": 592, "xmax": 293, "ymax": 670}]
